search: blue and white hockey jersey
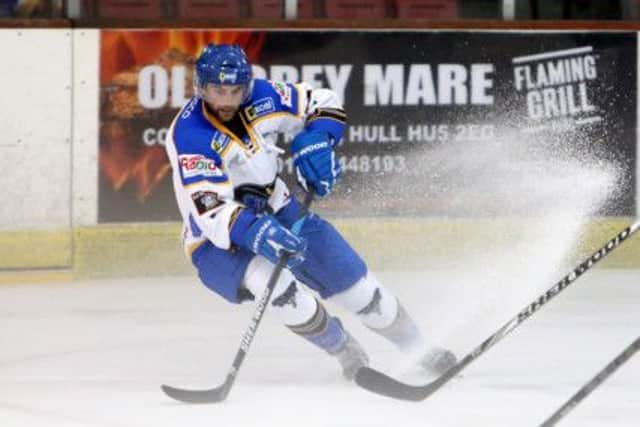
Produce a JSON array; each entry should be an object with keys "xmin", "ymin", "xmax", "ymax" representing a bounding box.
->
[{"xmin": 165, "ymin": 79, "xmax": 346, "ymax": 257}]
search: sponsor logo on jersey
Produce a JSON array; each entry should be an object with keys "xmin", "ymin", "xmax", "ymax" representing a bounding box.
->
[
  {"xmin": 211, "ymin": 132, "xmax": 231, "ymax": 153},
  {"xmin": 191, "ymin": 190, "xmax": 223, "ymax": 215},
  {"xmin": 245, "ymin": 97, "xmax": 276, "ymax": 121},
  {"xmin": 269, "ymin": 81, "xmax": 293, "ymax": 107},
  {"xmin": 179, "ymin": 154, "xmax": 223, "ymax": 179}
]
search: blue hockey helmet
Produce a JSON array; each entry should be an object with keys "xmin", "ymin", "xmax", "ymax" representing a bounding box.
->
[{"xmin": 195, "ymin": 44, "xmax": 253, "ymax": 100}]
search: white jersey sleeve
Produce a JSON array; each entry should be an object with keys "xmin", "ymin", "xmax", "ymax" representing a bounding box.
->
[
  {"xmin": 257, "ymin": 79, "xmax": 346, "ymax": 141},
  {"xmin": 165, "ymin": 98, "xmax": 244, "ymax": 252},
  {"xmin": 295, "ymin": 82, "xmax": 347, "ymax": 143}
]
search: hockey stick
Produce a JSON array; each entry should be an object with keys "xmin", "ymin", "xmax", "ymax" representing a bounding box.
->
[
  {"xmin": 161, "ymin": 190, "xmax": 314, "ymax": 403},
  {"xmin": 355, "ymin": 220, "xmax": 640, "ymax": 401},
  {"xmin": 540, "ymin": 336, "xmax": 640, "ymax": 427}
]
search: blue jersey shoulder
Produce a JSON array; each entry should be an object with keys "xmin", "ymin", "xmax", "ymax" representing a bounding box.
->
[
  {"xmin": 173, "ymin": 98, "xmax": 231, "ymax": 158},
  {"xmin": 171, "ymin": 98, "xmax": 229, "ymax": 185},
  {"xmin": 242, "ymin": 79, "xmax": 300, "ymax": 121}
]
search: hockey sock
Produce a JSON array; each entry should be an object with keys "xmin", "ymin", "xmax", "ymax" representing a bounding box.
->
[
  {"xmin": 287, "ymin": 302, "xmax": 347, "ymax": 354},
  {"xmin": 368, "ymin": 302, "xmax": 425, "ymax": 353},
  {"xmin": 329, "ymin": 273, "xmax": 425, "ymax": 352}
]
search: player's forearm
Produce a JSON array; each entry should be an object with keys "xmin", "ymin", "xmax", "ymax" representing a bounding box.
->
[{"xmin": 188, "ymin": 196, "xmax": 245, "ymax": 250}]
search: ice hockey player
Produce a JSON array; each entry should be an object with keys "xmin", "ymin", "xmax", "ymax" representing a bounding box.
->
[{"xmin": 165, "ymin": 43, "xmax": 456, "ymax": 380}]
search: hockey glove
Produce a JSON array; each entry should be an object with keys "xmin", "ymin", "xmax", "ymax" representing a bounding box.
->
[
  {"xmin": 241, "ymin": 193, "xmax": 269, "ymax": 213},
  {"xmin": 233, "ymin": 212, "xmax": 307, "ymax": 268},
  {"xmin": 235, "ymin": 184, "xmax": 273, "ymax": 214},
  {"xmin": 291, "ymin": 130, "xmax": 342, "ymax": 198}
]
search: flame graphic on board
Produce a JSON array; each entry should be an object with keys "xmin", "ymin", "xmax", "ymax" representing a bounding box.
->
[
  {"xmin": 99, "ymin": 125, "xmax": 171, "ymax": 201},
  {"xmin": 99, "ymin": 30, "xmax": 266, "ymax": 201},
  {"xmin": 101, "ymin": 30, "xmax": 265, "ymax": 84}
]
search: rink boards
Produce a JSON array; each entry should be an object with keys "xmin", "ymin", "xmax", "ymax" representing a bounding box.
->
[
  {"xmin": 1, "ymin": 29, "xmax": 639, "ymax": 278},
  {"xmin": 1, "ymin": 217, "xmax": 638, "ymax": 281}
]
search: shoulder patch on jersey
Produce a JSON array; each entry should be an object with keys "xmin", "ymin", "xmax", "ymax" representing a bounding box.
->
[
  {"xmin": 269, "ymin": 81, "xmax": 293, "ymax": 108},
  {"xmin": 210, "ymin": 131, "xmax": 231, "ymax": 153},
  {"xmin": 179, "ymin": 154, "xmax": 225, "ymax": 180},
  {"xmin": 244, "ymin": 97, "xmax": 276, "ymax": 121}
]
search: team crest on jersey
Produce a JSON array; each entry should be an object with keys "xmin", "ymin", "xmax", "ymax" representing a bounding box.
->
[
  {"xmin": 244, "ymin": 97, "xmax": 276, "ymax": 121},
  {"xmin": 179, "ymin": 154, "xmax": 224, "ymax": 179},
  {"xmin": 269, "ymin": 81, "xmax": 293, "ymax": 107},
  {"xmin": 191, "ymin": 190, "xmax": 223, "ymax": 215},
  {"xmin": 211, "ymin": 132, "xmax": 231, "ymax": 153}
]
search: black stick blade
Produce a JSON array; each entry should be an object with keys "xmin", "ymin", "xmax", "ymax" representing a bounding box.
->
[
  {"xmin": 356, "ymin": 222, "xmax": 640, "ymax": 403},
  {"xmin": 355, "ymin": 367, "xmax": 434, "ymax": 401},
  {"xmin": 161, "ymin": 383, "xmax": 230, "ymax": 404}
]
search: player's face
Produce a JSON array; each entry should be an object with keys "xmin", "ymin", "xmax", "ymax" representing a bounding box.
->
[{"xmin": 202, "ymin": 84, "xmax": 246, "ymax": 122}]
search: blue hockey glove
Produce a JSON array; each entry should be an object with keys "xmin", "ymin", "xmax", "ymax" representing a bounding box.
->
[
  {"xmin": 241, "ymin": 193, "xmax": 269, "ymax": 213},
  {"xmin": 235, "ymin": 184, "xmax": 273, "ymax": 214},
  {"xmin": 291, "ymin": 130, "xmax": 342, "ymax": 198},
  {"xmin": 242, "ymin": 214, "xmax": 307, "ymax": 267}
]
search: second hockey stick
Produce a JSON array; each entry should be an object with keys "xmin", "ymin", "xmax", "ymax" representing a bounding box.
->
[
  {"xmin": 540, "ymin": 336, "xmax": 640, "ymax": 427},
  {"xmin": 355, "ymin": 220, "xmax": 640, "ymax": 401},
  {"xmin": 161, "ymin": 190, "xmax": 314, "ymax": 403}
]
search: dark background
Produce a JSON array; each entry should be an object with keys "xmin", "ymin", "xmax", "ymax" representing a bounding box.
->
[{"xmin": 99, "ymin": 30, "xmax": 637, "ymax": 221}]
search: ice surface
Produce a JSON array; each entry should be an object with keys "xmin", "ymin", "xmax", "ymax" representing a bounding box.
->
[{"xmin": 0, "ymin": 269, "xmax": 638, "ymax": 427}]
